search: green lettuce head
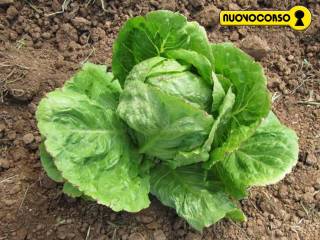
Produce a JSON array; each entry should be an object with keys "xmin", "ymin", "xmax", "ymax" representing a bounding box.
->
[{"xmin": 36, "ymin": 10, "xmax": 299, "ymax": 231}]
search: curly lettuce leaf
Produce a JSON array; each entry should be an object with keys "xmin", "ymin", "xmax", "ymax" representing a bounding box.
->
[
  {"xmin": 212, "ymin": 112, "xmax": 299, "ymax": 199},
  {"xmin": 165, "ymin": 49, "xmax": 213, "ymax": 85},
  {"xmin": 39, "ymin": 143, "xmax": 63, "ymax": 182},
  {"xmin": 36, "ymin": 64, "xmax": 150, "ymax": 212},
  {"xmin": 40, "ymin": 142, "xmax": 86, "ymax": 198},
  {"xmin": 176, "ymin": 88, "xmax": 235, "ymax": 167},
  {"xmin": 117, "ymin": 80, "xmax": 213, "ymax": 166},
  {"xmin": 112, "ymin": 10, "xmax": 213, "ymax": 84},
  {"xmin": 64, "ymin": 63, "xmax": 122, "ymax": 110},
  {"xmin": 211, "ymin": 43, "xmax": 270, "ymax": 125},
  {"xmin": 211, "ymin": 73, "xmax": 226, "ymax": 116},
  {"xmin": 63, "ymin": 182, "xmax": 83, "ymax": 198},
  {"xmin": 150, "ymin": 164, "xmax": 245, "ymax": 231},
  {"xmin": 126, "ymin": 57, "xmax": 212, "ymax": 110}
]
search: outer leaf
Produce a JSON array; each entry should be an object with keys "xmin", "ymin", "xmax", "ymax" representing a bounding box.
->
[
  {"xmin": 112, "ymin": 10, "xmax": 213, "ymax": 84},
  {"xmin": 39, "ymin": 143, "xmax": 63, "ymax": 182},
  {"xmin": 150, "ymin": 164, "xmax": 244, "ymax": 231},
  {"xmin": 63, "ymin": 182, "xmax": 83, "ymax": 198},
  {"xmin": 64, "ymin": 62, "xmax": 122, "ymax": 110},
  {"xmin": 36, "ymin": 89, "xmax": 150, "ymax": 212},
  {"xmin": 213, "ymin": 112, "xmax": 299, "ymax": 199},
  {"xmin": 208, "ymin": 121, "xmax": 260, "ymax": 168},
  {"xmin": 211, "ymin": 43, "xmax": 270, "ymax": 125},
  {"xmin": 117, "ymin": 80, "xmax": 213, "ymax": 165}
]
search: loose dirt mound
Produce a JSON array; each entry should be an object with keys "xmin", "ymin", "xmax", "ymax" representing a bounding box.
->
[{"xmin": 0, "ymin": 1, "xmax": 319, "ymax": 239}]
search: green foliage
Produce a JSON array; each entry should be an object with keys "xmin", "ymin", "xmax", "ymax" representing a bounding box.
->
[{"xmin": 36, "ymin": 11, "xmax": 298, "ymax": 230}]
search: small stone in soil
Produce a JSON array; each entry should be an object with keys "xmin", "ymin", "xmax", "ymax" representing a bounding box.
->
[
  {"xmin": 230, "ymin": 31, "xmax": 239, "ymax": 41},
  {"xmin": 240, "ymin": 35, "xmax": 270, "ymax": 60},
  {"xmin": 0, "ymin": 158, "xmax": 10, "ymax": 169},
  {"xmin": 128, "ymin": 232, "xmax": 145, "ymax": 240},
  {"xmin": 6, "ymin": 5, "xmax": 18, "ymax": 20},
  {"xmin": 185, "ymin": 232, "xmax": 202, "ymax": 240},
  {"xmin": 0, "ymin": 123, "xmax": 6, "ymax": 132},
  {"xmin": 228, "ymin": 2, "xmax": 241, "ymax": 10},
  {"xmin": 3, "ymin": 199, "xmax": 16, "ymax": 206},
  {"xmin": 190, "ymin": 0, "xmax": 204, "ymax": 8},
  {"xmin": 297, "ymin": 210, "xmax": 306, "ymax": 218},
  {"xmin": 7, "ymin": 131, "xmax": 16, "ymax": 140},
  {"xmin": 153, "ymin": 230, "xmax": 167, "ymax": 240},
  {"xmin": 305, "ymin": 153, "xmax": 317, "ymax": 166},
  {"xmin": 196, "ymin": 5, "xmax": 220, "ymax": 27},
  {"xmin": 278, "ymin": 185, "xmax": 288, "ymax": 198},
  {"xmin": 136, "ymin": 214, "xmax": 153, "ymax": 224},
  {"xmin": 287, "ymin": 55, "xmax": 294, "ymax": 61},
  {"xmin": 23, "ymin": 133, "xmax": 35, "ymax": 145}
]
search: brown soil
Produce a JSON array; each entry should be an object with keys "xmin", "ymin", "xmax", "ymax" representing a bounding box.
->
[{"xmin": 0, "ymin": 1, "xmax": 319, "ymax": 240}]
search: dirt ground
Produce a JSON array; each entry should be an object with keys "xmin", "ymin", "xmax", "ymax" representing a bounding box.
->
[{"xmin": 0, "ymin": 1, "xmax": 319, "ymax": 240}]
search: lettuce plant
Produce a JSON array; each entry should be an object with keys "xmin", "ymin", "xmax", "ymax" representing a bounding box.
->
[{"xmin": 36, "ymin": 10, "xmax": 298, "ymax": 230}]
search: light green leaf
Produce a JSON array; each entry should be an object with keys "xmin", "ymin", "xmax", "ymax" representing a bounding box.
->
[
  {"xmin": 165, "ymin": 49, "xmax": 213, "ymax": 85},
  {"xmin": 211, "ymin": 43, "xmax": 270, "ymax": 125},
  {"xmin": 64, "ymin": 62, "xmax": 122, "ymax": 110},
  {"xmin": 112, "ymin": 10, "xmax": 212, "ymax": 84},
  {"xmin": 208, "ymin": 121, "xmax": 260, "ymax": 168},
  {"xmin": 63, "ymin": 182, "xmax": 83, "ymax": 198},
  {"xmin": 126, "ymin": 57, "xmax": 212, "ymax": 110},
  {"xmin": 39, "ymin": 143, "xmax": 63, "ymax": 182},
  {"xmin": 176, "ymin": 88, "xmax": 235, "ymax": 168},
  {"xmin": 184, "ymin": 21, "xmax": 215, "ymax": 66},
  {"xmin": 117, "ymin": 80, "xmax": 213, "ymax": 165},
  {"xmin": 211, "ymin": 73, "xmax": 226, "ymax": 116},
  {"xmin": 150, "ymin": 164, "xmax": 244, "ymax": 230},
  {"xmin": 36, "ymin": 89, "xmax": 150, "ymax": 212},
  {"xmin": 213, "ymin": 112, "xmax": 299, "ymax": 199}
]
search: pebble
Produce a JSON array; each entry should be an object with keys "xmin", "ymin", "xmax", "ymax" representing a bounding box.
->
[
  {"xmin": 153, "ymin": 230, "xmax": 167, "ymax": 240},
  {"xmin": 173, "ymin": 218, "xmax": 184, "ymax": 230},
  {"xmin": 278, "ymin": 185, "xmax": 288, "ymax": 198},
  {"xmin": 6, "ymin": 5, "xmax": 18, "ymax": 20},
  {"xmin": 228, "ymin": 2, "xmax": 241, "ymax": 10},
  {"xmin": 305, "ymin": 153, "xmax": 317, "ymax": 166},
  {"xmin": 0, "ymin": 123, "xmax": 6, "ymax": 132},
  {"xmin": 7, "ymin": 131, "xmax": 16, "ymax": 140},
  {"xmin": 136, "ymin": 214, "xmax": 154, "ymax": 224},
  {"xmin": 302, "ymin": 192, "xmax": 314, "ymax": 203},
  {"xmin": 275, "ymin": 229, "xmax": 284, "ymax": 237},
  {"xmin": 196, "ymin": 5, "xmax": 220, "ymax": 27},
  {"xmin": 146, "ymin": 221, "xmax": 160, "ymax": 229},
  {"xmin": 190, "ymin": 0, "xmax": 204, "ymax": 8},
  {"xmin": 71, "ymin": 17, "xmax": 91, "ymax": 31},
  {"xmin": 4, "ymin": 199, "xmax": 16, "ymax": 206},
  {"xmin": 0, "ymin": 158, "xmax": 10, "ymax": 169},
  {"xmin": 230, "ymin": 31, "xmax": 239, "ymax": 41},
  {"xmin": 287, "ymin": 55, "xmax": 294, "ymax": 61},
  {"xmin": 128, "ymin": 233, "xmax": 145, "ymax": 240},
  {"xmin": 314, "ymin": 180, "xmax": 320, "ymax": 190},
  {"xmin": 185, "ymin": 232, "xmax": 202, "ymax": 240},
  {"xmin": 315, "ymin": 192, "xmax": 320, "ymax": 201},
  {"xmin": 297, "ymin": 210, "xmax": 306, "ymax": 218},
  {"xmin": 240, "ymin": 35, "xmax": 271, "ymax": 60},
  {"xmin": 288, "ymin": 79, "xmax": 299, "ymax": 88},
  {"xmin": 23, "ymin": 133, "xmax": 35, "ymax": 144}
]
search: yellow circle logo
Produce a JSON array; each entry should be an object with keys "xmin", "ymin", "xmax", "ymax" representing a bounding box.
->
[
  {"xmin": 220, "ymin": 6, "xmax": 312, "ymax": 31},
  {"xmin": 289, "ymin": 6, "xmax": 312, "ymax": 31}
]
